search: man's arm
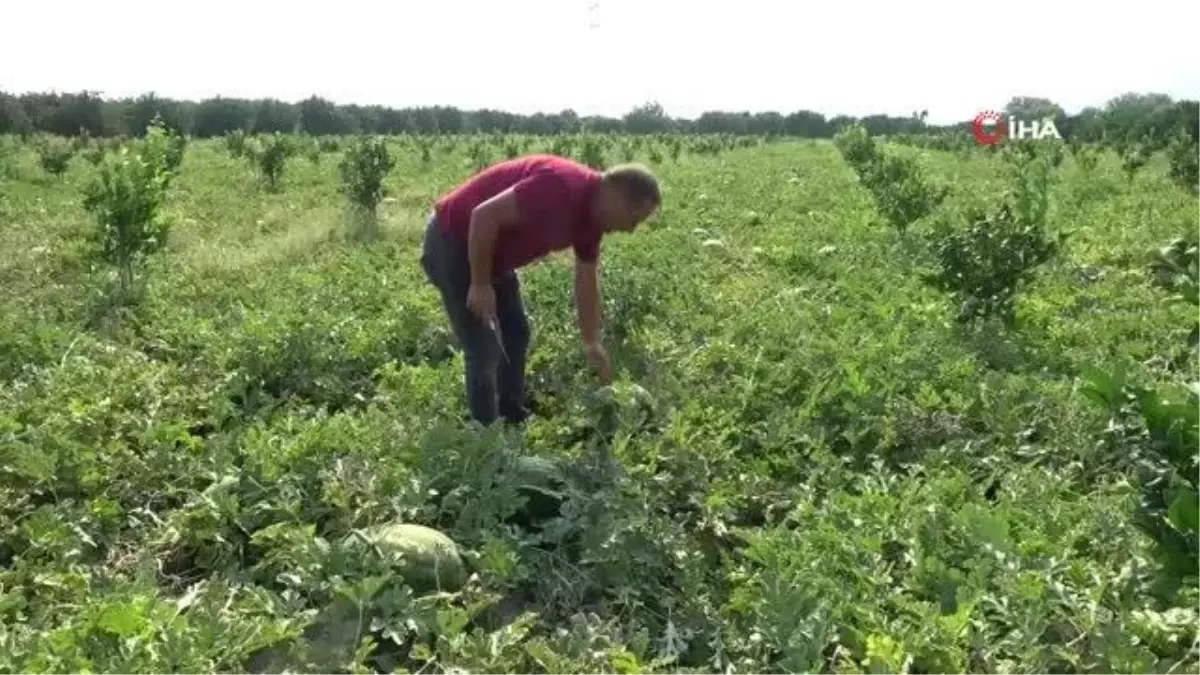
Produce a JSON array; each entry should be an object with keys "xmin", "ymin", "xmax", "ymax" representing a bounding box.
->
[
  {"xmin": 573, "ymin": 259, "xmax": 602, "ymax": 345},
  {"xmin": 574, "ymin": 257, "xmax": 612, "ymax": 383},
  {"xmin": 467, "ymin": 188, "xmax": 520, "ymax": 286},
  {"xmin": 468, "ymin": 171, "xmax": 566, "ymax": 284}
]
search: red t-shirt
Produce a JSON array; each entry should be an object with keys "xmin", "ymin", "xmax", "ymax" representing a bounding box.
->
[{"xmin": 433, "ymin": 154, "xmax": 604, "ymax": 275}]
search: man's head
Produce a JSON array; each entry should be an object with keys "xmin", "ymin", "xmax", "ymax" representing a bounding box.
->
[{"xmin": 594, "ymin": 163, "xmax": 660, "ymax": 233}]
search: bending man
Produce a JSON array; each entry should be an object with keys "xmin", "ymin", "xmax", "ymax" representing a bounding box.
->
[{"xmin": 420, "ymin": 154, "xmax": 661, "ymax": 426}]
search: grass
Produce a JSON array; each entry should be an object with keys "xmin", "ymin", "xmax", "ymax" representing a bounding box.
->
[{"xmin": 0, "ymin": 133, "xmax": 1196, "ymax": 673}]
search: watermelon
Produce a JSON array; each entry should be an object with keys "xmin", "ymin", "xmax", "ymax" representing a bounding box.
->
[
  {"xmin": 509, "ymin": 455, "xmax": 568, "ymax": 526},
  {"xmin": 623, "ymin": 383, "xmax": 657, "ymax": 413},
  {"xmin": 592, "ymin": 382, "xmax": 656, "ymax": 414},
  {"xmin": 351, "ymin": 522, "xmax": 467, "ymax": 592},
  {"xmin": 589, "ymin": 382, "xmax": 658, "ymax": 436}
]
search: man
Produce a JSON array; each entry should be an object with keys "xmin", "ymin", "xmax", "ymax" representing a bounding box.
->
[{"xmin": 420, "ymin": 154, "xmax": 661, "ymax": 427}]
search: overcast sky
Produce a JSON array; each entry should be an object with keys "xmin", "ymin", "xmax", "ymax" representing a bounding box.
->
[{"xmin": 2, "ymin": 0, "xmax": 1196, "ymax": 125}]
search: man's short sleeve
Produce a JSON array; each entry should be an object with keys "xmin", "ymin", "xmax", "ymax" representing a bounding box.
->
[
  {"xmin": 573, "ymin": 232, "xmax": 601, "ymax": 264},
  {"xmin": 511, "ymin": 169, "xmax": 570, "ymax": 222}
]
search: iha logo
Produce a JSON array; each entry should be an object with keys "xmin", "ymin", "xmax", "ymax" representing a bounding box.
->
[{"xmin": 972, "ymin": 110, "xmax": 1062, "ymax": 145}]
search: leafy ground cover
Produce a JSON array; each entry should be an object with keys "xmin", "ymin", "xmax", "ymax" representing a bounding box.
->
[{"xmin": 0, "ymin": 131, "xmax": 1197, "ymax": 673}]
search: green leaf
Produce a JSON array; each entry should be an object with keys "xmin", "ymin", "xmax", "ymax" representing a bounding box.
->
[
  {"xmin": 1167, "ymin": 489, "xmax": 1199, "ymax": 535},
  {"xmin": 97, "ymin": 599, "xmax": 148, "ymax": 638}
]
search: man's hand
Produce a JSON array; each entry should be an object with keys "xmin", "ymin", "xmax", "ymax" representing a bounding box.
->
[
  {"xmin": 584, "ymin": 341, "xmax": 613, "ymax": 384},
  {"xmin": 467, "ymin": 283, "xmax": 496, "ymax": 322}
]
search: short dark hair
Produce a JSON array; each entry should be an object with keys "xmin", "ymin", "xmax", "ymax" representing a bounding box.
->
[{"xmin": 601, "ymin": 163, "xmax": 661, "ymax": 206}]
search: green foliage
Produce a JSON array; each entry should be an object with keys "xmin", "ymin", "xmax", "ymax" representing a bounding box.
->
[
  {"xmin": 468, "ymin": 139, "xmax": 490, "ymax": 172},
  {"xmin": 4, "ymin": 88, "xmax": 1197, "ymax": 160},
  {"xmin": 1010, "ymin": 147, "xmax": 1054, "ymax": 233},
  {"xmin": 303, "ymin": 138, "xmax": 321, "ymax": 164},
  {"xmin": 578, "ymin": 135, "xmax": 606, "ymax": 170},
  {"xmin": 1148, "ymin": 233, "xmax": 1200, "ymax": 346},
  {"xmin": 1072, "ymin": 142, "xmax": 1101, "ymax": 172},
  {"xmin": 82, "ymin": 143, "xmax": 108, "ymax": 166},
  {"xmin": 1079, "ymin": 234, "xmax": 1197, "ymax": 597},
  {"xmin": 550, "ymin": 136, "xmax": 574, "ymax": 159},
  {"xmin": 80, "ymin": 121, "xmax": 176, "ymax": 297},
  {"xmin": 246, "ymin": 132, "xmax": 293, "ymax": 191},
  {"xmin": 338, "ymin": 136, "xmax": 395, "ymax": 239},
  {"xmin": 666, "ymin": 137, "xmax": 683, "ymax": 161},
  {"xmin": 923, "ymin": 201, "xmax": 1058, "ymax": 326},
  {"xmin": 835, "ymin": 124, "xmax": 948, "ymax": 234},
  {"xmin": 224, "ymin": 129, "xmax": 247, "ymax": 158},
  {"xmin": 163, "ymin": 130, "xmax": 187, "ymax": 173},
  {"xmin": 1120, "ymin": 142, "xmax": 1151, "ymax": 182},
  {"xmin": 833, "ymin": 123, "xmax": 879, "ymax": 170},
  {"xmin": 70, "ymin": 127, "xmax": 92, "ymax": 153},
  {"xmin": 863, "ymin": 151, "xmax": 948, "ymax": 234},
  {"xmin": 34, "ymin": 134, "xmax": 75, "ymax": 176},
  {"xmin": 1, "ymin": 131, "xmax": 1198, "ymax": 674},
  {"xmin": 1000, "ymin": 138, "xmax": 1064, "ymax": 172},
  {"xmin": 1082, "ymin": 364, "xmax": 1199, "ymax": 598},
  {"xmin": 1166, "ymin": 130, "xmax": 1199, "ymax": 194},
  {"xmin": 417, "ymin": 137, "xmax": 433, "ymax": 164},
  {"xmin": 921, "ymin": 145, "xmax": 1060, "ymax": 325}
]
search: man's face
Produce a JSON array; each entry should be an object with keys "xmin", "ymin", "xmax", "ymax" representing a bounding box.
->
[{"xmin": 602, "ymin": 187, "xmax": 657, "ymax": 233}]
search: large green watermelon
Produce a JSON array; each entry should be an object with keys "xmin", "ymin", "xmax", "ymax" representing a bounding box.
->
[{"xmin": 352, "ymin": 522, "xmax": 467, "ymax": 592}]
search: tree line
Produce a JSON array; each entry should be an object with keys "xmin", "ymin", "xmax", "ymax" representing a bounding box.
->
[{"xmin": 1, "ymin": 90, "xmax": 1195, "ymax": 149}]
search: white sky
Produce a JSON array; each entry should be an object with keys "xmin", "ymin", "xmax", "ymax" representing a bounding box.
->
[{"xmin": 1, "ymin": 0, "xmax": 1196, "ymax": 125}]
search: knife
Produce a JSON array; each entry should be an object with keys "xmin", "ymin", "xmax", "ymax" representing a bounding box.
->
[{"xmin": 488, "ymin": 317, "xmax": 509, "ymax": 364}]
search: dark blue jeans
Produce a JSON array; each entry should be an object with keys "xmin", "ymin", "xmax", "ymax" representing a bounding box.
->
[{"xmin": 420, "ymin": 214, "xmax": 530, "ymax": 426}]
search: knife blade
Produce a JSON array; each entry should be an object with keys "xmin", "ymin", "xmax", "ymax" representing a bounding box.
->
[{"xmin": 488, "ymin": 317, "xmax": 509, "ymax": 363}]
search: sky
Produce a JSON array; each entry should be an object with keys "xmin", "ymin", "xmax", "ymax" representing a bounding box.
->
[{"xmin": 1, "ymin": 0, "xmax": 1197, "ymax": 125}]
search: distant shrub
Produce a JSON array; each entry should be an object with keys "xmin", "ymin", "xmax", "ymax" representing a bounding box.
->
[
  {"xmin": 35, "ymin": 135, "xmax": 76, "ymax": 176},
  {"xmin": 225, "ymin": 130, "xmax": 247, "ymax": 158},
  {"xmin": 82, "ymin": 144, "xmax": 107, "ymax": 166},
  {"xmin": 923, "ymin": 200, "xmax": 1057, "ymax": 326},
  {"xmin": 579, "ymin": 135, "xmax": 605, "ymax": 170},
  {"xmin": 835, "ymin": 124, "xmax": 947, "ymax": 234},
  {"xmin": 833, "ymin": 124, "xmax": 878, "ymax": 170},
  {"xmin": 245, "ymin": 132, "xmax": 293, "ymax": 191},
  {"xmin": 1120, "ymin": 143, "xmax": 1150, "ymax": 182},
  {"xmin": 1166, "ymin": 131, "xmax": 1198, "ymax": 195},
  {"xmin": 338, "ymin": 136, "xmax": 395, "ymax": 238},
  {"xmin": 81, "ymin": 120, "xmax": 176, "ymax": 299},
  {"xmin": 1072, "ymin": 142, "xmax": 1101, "ymax": 173},
  {"xmin": 468, "ymin": 139, "xmax": 490, "ymax": 172},
  {"xmin": 666, "ymin": 137, "xmax": 683, "ymax": 161},
  {"xmin": 924, "ymin": 145, "xmax": 1059, "ymax": 325},
  {"xmin": 863, "ymin": 152, "xmax": 948, "ymax": 234},
  {"xmin": 304, "ymin": 138, "xmax": 321, "ymax": 164}
]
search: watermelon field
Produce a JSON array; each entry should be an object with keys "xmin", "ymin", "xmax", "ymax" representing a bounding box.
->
[{"xmin": 0, "ymin": 126, "xmax": 1197, "ymax": 673}]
